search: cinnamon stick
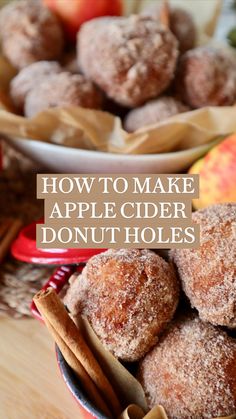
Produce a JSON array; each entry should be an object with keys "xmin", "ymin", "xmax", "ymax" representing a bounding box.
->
[
  {"xmin": 34, "ymin": 288, "xmax": 121, "ymax": 417},
  {"xmin": 0, "ymin": 218, "xmax": 12, "ymax": 240},
  {"xmin": 45, "ymin": 319, "xmax": 111, "ymax": 417},
  {"xmin": 0, "ymin": 218, "xmax": 22, "ymax": 263}
]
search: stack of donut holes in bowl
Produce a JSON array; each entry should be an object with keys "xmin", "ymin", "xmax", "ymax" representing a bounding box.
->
[
  {"xmin": 64, "ymin": 203, "xmax": 236, "ymax": 419},
  {"xmin": 1, "ymin": 2, "xmax": 236, "ymax": 417},
  {"xmin": 2, "ymin": 0, "xmax": 236, "ymax": 128}
]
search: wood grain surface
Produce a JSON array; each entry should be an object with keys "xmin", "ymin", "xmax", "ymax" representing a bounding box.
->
[{"xmin": 0, "ymin": 318, "xmax": 81, "ymax": 419}]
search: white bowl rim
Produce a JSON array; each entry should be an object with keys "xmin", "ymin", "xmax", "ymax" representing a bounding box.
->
[{"xmin": 11, "ymin": 136, "xmax": 217, "ymax": 162}]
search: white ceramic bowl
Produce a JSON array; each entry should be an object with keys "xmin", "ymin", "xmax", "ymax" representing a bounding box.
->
[{"xmin": 6, "ymin": 136, "xmax": 217, "ymax": 173}]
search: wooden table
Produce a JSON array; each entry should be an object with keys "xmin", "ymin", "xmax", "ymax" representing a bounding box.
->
[{"xmin": 0, "ymin": 318, "xmax": 80, "ymax": 419}]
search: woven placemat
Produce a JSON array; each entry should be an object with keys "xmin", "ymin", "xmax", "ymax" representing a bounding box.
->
[
  {"xmin": 0, "ymin": 259, "xmax": 54, "ymax": 318},
  {"xmin": 0, "ymin": 141, "xmax": 54, "ymax": 318}
]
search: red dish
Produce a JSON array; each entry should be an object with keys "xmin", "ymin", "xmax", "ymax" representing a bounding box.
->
[
  {"xmin": 12, "ymin": 218, "xmax": 106, "ymax": 326},
  {"xmin": 11, "ymin": 219, "xmax": 106, "ymax": 265}
]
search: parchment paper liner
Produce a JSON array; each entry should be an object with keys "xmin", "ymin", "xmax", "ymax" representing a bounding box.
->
[
  {"xmin": 0, "ymin": 106, "xmax": 236, "ymax": 155},
  {"xmin": 78, "ymin": 316, "xmax": 236, "ymax": 419},
  {"xmin": 77, "ymin": 315, "xmax": 148, "ymax": 413},
  {"xmin": 119, "ymin": 404, "xmax": 168, "ymax": 419}
]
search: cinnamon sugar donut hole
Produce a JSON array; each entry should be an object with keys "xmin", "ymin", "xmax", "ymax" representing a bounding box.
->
[
  {"xmin": 24, "ymin": 72, "xmax": 103, "ymax": 117},
  {"xmin": 171, "ymin": 203, "xmax": 236, "ymax": 328},
  {"xmin": 175, "ymin": 47, "xmax": 236, "ymax": 108},
  {"xmin": 169, "ymin": 8, "xmax": 196, "ymax": 54},
  {"xmin": 143, "ymin": 6, "xmax": 196, "ymax": 53},
  {"xmin": 138, "ymin": 315, "xmax": 236, "ymax": 419},
  {"xmin": 10, "ymin": 61, "xmax": 62, "ymax": 111},
  {"xmin": 78, "ymin": 15, "xmax": 179, "ymax": 107},
  {"xmin": 124, "ymin": 96, "xmax": 189, "ymax": 132},
  {"xmin": 64, "ymin": 249, "xmax": 179, "ymax": 362},
  {"xmin": 0, "ymin": 0, "xmax": 64, "ymax": 69}
]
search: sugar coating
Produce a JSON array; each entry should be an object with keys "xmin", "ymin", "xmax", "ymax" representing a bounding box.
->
[
  {"xmin": 169, "ymin": 7, "xmax": 196, "ymax": 53},
  {"xmin": 10, "ymin": 61, "xmax": 62, "ymax": 110},
  {"xmin": 175, "ymin": 47, "xmax": 236, "ymax": 108},
  {"xmin": 0, "ymin": 0, "xmax": 64, "ymax": 69},
  {"xmin": 171, "ymin": 203, "xmax": 236, "ymax": 327},
  {"xmin": 64, "ymin": 249, "xmax": 179, "ymax": 362},
  {"xmin": 138, "ymin": 315, "xmax": 236, "ymax": 419},
  {"xmin": 143, "ymin": 5, "xmax": 196, "ymax": 53},
  {"xmin": 124, "ymin": 96, "xmax": 189, "ymax": 132},
  {"xmin": 78, "ymin": 15, "xmax": 179, "ymax": 107},
  {"xmin": 24, "ymin": 72, "xmax": 103, "ymax": 117}
]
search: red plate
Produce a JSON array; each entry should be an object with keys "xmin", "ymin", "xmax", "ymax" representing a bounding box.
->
[{"xmin": 11, "ymin": 219, "xmax": 106, "ymax": 265}]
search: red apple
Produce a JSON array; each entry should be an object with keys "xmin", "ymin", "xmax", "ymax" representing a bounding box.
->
[{"xmin": 43, "ymin": 0, "xmax": 123, "ymax": 42}]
